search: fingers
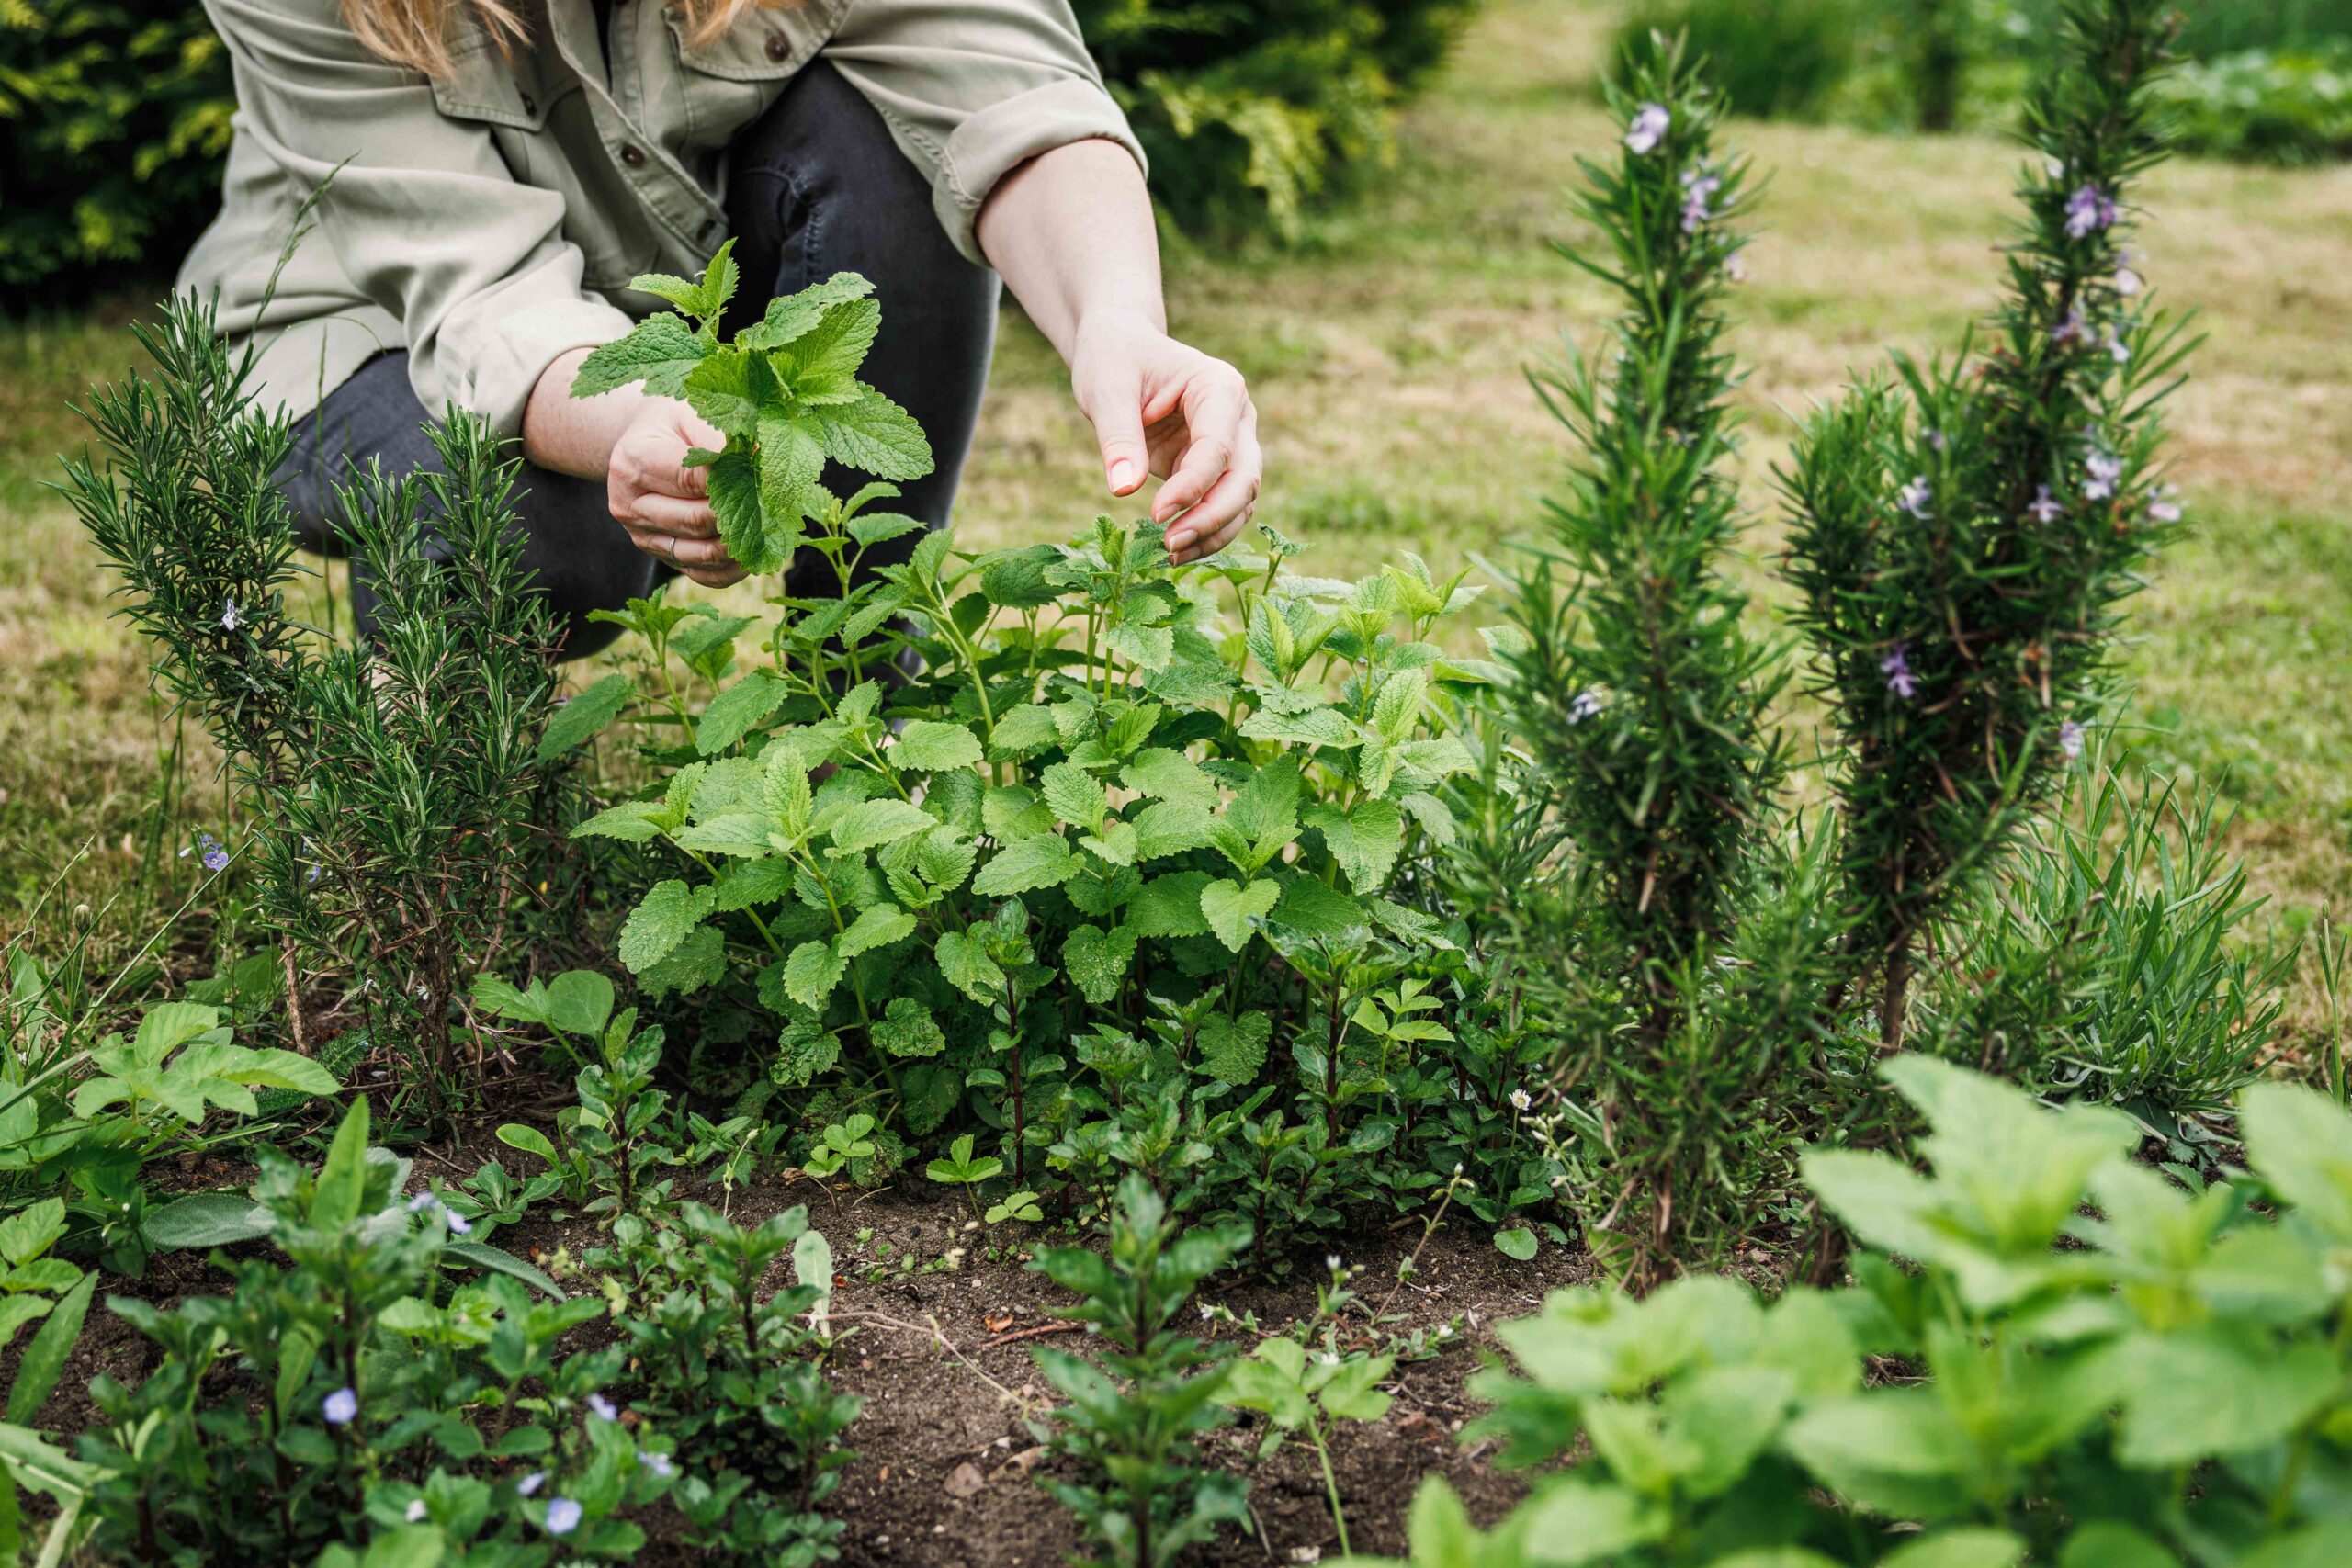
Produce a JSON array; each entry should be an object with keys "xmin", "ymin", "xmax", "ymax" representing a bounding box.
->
[
  {"xmin": 1084, "ymin": 369, "xmax": 1152, "ymax": 499},
  {"xmin": 1166, "ymin": 405, "xmax": 1261, "ymax": 565},
  {"xmin": 626, "ymin": 491, "xmax": 718, "ymax": 541},
  {"xmin": 1150, "ymin": 363, "xmax": 1250, "ymax": 526}
]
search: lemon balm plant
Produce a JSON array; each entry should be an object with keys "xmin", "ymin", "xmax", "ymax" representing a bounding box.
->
[{"xmin": 558, "ymin": 268, "xmax": 1517, "ymax": 1207}]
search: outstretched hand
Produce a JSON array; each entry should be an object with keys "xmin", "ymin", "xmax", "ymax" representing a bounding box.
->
[{"xmin": 1070, "ymin": 310, "xmax": 1262, "ymax": 567}]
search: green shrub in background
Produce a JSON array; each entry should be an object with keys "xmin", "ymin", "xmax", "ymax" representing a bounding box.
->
[
  {"xmin": 0, "ymin": 1, "xmax": 233, "ymax": 302},
  {"xmin": 1617, "ymin": 0, "xmax": 1869, "ymax": 119},
  {"xmin": 2162, "ymin": 44, "xmax": 2352, "ymax": 164},
  {"xmin": 1076, "ymin": 0, "xmax": 1480, "ymax": 238},
  {"xmin": 0, "ymin": 0, "xmax": 1479, "ymax": 303}
]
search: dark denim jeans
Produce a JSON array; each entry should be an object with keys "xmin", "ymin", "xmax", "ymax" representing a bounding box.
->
[{"xmin": 276, "ymin": 61, "xmax": 1000, "ymax": 660}]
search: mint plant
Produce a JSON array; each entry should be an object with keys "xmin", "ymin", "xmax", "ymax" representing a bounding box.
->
[
  {"xmin": 557, "ymin": 270, "xmax": 1535, "ymax": 1248},
  {"xmin": 1351, "ymin": 1056, "xmax": 2352, "ymax": 1566},
  {"xmin": 572, "ymin": 243, "xmax": 932, "ymax": 578},
  {"xmin": 1219, "ymin": 1338, "xmax": 1394, "ymax": 1557},
  {"xmin": 1029, "ymin": 1176, "xmax": 1252, "ymax": 1568}
]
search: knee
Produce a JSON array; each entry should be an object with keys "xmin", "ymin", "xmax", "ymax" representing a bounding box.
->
[{"xmin": 733, "ymin": 61, "xmax": 969, "ymax": 276}]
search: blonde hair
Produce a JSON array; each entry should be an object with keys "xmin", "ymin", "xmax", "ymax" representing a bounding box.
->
[{"xmin": 343, "ymin": 0, "xmax": 777, "ymax": 75}]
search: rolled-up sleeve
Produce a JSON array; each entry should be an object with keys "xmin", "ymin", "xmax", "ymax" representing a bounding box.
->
[
  {"xmin": 820, "ymin": 0, "xmax": 1147, "ymax": 265},
  {"xmin": 201, "ymin": 0, "xmax": 634, "ymax": 437}
]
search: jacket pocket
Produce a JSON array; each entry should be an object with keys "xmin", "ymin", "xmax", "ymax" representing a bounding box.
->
[
  {"xmin": 667, "ymin": 0, "xmax": 847, "ymax": 83},
  {"xmin": 429, "ymin": 25, "xmax": 547, "ymax": 131}
]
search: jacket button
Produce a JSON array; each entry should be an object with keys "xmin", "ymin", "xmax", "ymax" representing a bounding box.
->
[
  {"xmin": 518, "ymin": 91, "xmax": 537, "ymax": 116},
  {"xmin": 619, "ymin": 144, "xmax": 646, "ymax": 169},
  {"xmin": 764, "ymin": 33, "xmax": 789, "ymax": 62}
]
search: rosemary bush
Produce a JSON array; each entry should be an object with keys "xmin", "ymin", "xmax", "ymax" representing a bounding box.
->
[{"xmin": 62, "ymin": 296, "xmax": 569, "ymax": 1109}]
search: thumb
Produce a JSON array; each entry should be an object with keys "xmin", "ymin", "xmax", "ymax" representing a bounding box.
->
[{"xmin": 1086, "ymin": 376, "xmax": 1151, "ymax": 498}]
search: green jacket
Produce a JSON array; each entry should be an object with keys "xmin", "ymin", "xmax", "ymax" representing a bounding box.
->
[{"xmin": 181, "ymin": 0, "xmax": 1141, "ymax": 436}]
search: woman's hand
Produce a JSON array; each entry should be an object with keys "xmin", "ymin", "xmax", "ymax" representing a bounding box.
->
[
  {"xmin": 525, "ymin": 347, "xmax": 746, "ymax": 589},
  {"xmin": 605, "ymin": 399, "xmax": 746, "ymax": 589},
  {"xmin": 1070, "ymin": 310, "xmax": 1261, "ymax": 566}
]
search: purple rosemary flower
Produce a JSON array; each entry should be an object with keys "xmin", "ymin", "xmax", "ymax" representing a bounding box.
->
[
  {"xmin": 2044, "ymin": 154, "xmax": 2066, "ymax": 180},
  {"xmin": 305, "ymin": 863, "xmax": 322, "ymax": 885},
  {"xmin": 2148, "ymin": 486, "xmax": 2183, "ymax": 523},
  {"xmin": 2064, "ymin": 183, "xmax": 2118, "ymax": 240},
  {"xmin": 2059, "ymin": 719, "xmax": 2086, "ymax": 760},
  {"xmin": 587, "ymin": 1393, "xmax": 620, "ymax": 1423},
  {"xmin": 639, "ymin": 1450, "xmax": 675, "ymax": 1479},
  {"xmin": 219, "ymin": 600, "xmax": 243, "ymax": 632},
  {"xmin": 1625, "ymin": 103, "xmax": 1670, "ymax": 155},
  {"xmin": 2027, "ymin": 486, "xmax": 2064, "ymax": 525},
  {"xmin": 516, "ymin": 1471, "xmax": 547, "ymax": 1497},
  {"xmin": 322, "ymin": 1387, "xmax": 358, "ymax": 1426},
  {"xmin": 2114, "ymin": 251, "xmax": 2143, "ymax": 297},
  {"xmin": 1567, "ymin": 689, "xmax": 1604, "ymax": 724},
  {"xmin": 1725, "ymin": 251, "xmax": 1750, "ymax": 284},
  {"xmin": 1880, "ymin": 644, "xmax": 1917, "ymax": 700},
  {"xmin": 1926, "ymin": 428, "xmax": 1948, "ymax": 453},
  {"xmin": 2085, "ymin": 451, "xmax": 2123, "ymax": 502},
  {"xmin": 2052, "ymin": 307, "xmax": 2086, "ymax": 347},
  {"xmin": 1679, "ymin": 168, "xmax": 1722, "ymax": 234},
  {"xmin": 2105, "ymin": 329, "xmax": 2131, "ymax": 364},
  {"xmin": 1898, "ymin": 476, "xmax": 1933, "ymax": 520},
  {"xmin": 545, "ymin": 1497, "xmax": 583, "ymax": 1537}
]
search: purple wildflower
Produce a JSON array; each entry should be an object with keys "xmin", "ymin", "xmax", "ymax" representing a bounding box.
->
[
  {"xmin": 1679, "ymin": 168, "xmax": 1722, "ymax": 234},
  {"xmin": 1880, "ymin": 644, "xmax": 1917, "ymax": 700},
  {"xmin": 1898, "ymin": 476, "xmax": 1933, "ymax": 519},
  {"xmin": 1725, "ymin": 251, "xmax": 1750, "ymax": 284},
  {"xmin": 2027, "ymin": 486, "xmax": 2064, "ymax": 525},
  {"xmin": 545, "ymin": 1497, "xmax": 583, "ymax": 1537},
  {"xmin": 639, "ymin": 1450, "xmax": 675, "ymax": 1478},
  {"xmin": 220, "ymin": 600, "xmax": 243, "ymax": 632},
  {"xmin": 2114, "ymin": 251, "xmax": 2143, "ymax": 297},
  {"xmin": 516, "ymin": 1471, "xmax": 547, "ymax": 1497},
  {"xmin": 322, "ymin": 1387, "xmax": 358, "ymax": 1426},
  {"xmin": 2064, "ymin": 183, "xmax": 2118, "ymax": 240},
  {"xmin": 2105, "ymin": 329, "xmax": 2131, "ymax": 364},
  {"xmin": 1626, "ymin": 103, "xmax": 1670, "ymax": 155},
  {"xmin": 1567, "ymin": 689, "xmax": 1604, "ymax": 724},
  {"xmin": 2148, "ymin": 486, "xmax": 2183, "ymax": 524},
  {"xmin": 1926, "ymin": 428, "xmax": 1948, "ymax": 453},
  {"xmin": 587, "ymin": 1393, "xmax": 620, "ymax": 1423},
  {"xmin": 2059, "ymin": 719, "xmax": 2086, "ymax": 760},
  {"xmin": 305, "ymin": 863, "xmax": 322, "ymax": 885},
  {"xmin": 2052, "ymin": 307, "xmax": 2086, "ymax": 347},
  {"xmin": 2084, "ymin": 451, "xmax": 2123, "ymax": 502}
]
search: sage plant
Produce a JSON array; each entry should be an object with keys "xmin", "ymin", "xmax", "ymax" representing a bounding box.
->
[{"xmin": 1782, "ymin": 0, "xmax": 2192, "ymax": 1050}]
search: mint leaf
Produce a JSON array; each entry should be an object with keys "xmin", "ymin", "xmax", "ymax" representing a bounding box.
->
[
  {"xmin": 537, "ymin": 671, "xmax": 634, "ymax": 761},
  {"xmin": 1306, "ymin": 798, "xmax": 1406, "ymax": 891},
  {"xmin": 683, "ymin": 349, "xmax": 758, "ymax": 434},
  {"xmin": 1063, "ymin": 925, "xmax": 1137, "ymax": 1006},
  {"xmin": 818, "ymin": 389, "xmax": 933, "ymax": 481},
  {"xmin": 781, "ymin": 296, "xmax": 880, "ymax": 387},
  {"xmin": 830, "ymin": 798, "xmax": 938, "ymax": 855},
  {"xmin": 784, "ymin": 939, "xmax": 847, "ymax": 1010},
  {"xmin": 1196, "ymin": 1010, "xmax": 1272, "ymax": 1084},
  {"xmin": 936, "ymin": 930, "xmax": 1006, "ymax": 1004},
  {"xmin": 974, "ymin": 835, "xmax": 1080, "ymax": 897},
  {"xmin": 1122, "ymin": 748, "xmax": 1217, "ymax": 811},
  {"xmin": 741, "ymin": 272, "xmax": 876, "ymax": 351},
  {"xmin": 695, "ymin": 671, "xmax": 788, "ymax": 756},
  {"xmin": 874, "ymin": 997, "xmax": 947, "ymax": 1059},
  {"xmin": 1040, "ymin": 762, "xmax": 1108, "ymax": 832},
  {"xmin": 705, "ymin": 447, "xmax": 772, "ymax": 572},
  {"xmin": 836, "ymin": 904, "xmax": 915, "ymax": 957},
  {"xmin": 757, "ymin": 410, "xmax": 826, "ymax": 527},
  {"xmin": 620, "ymin": 880, "xmax": 716, "ymax": 974},
  {"xmin": 1201, "ymin": 877, "xmax": 1279, "ymax": 953},
  {"xmin": 891, "ymin": 720, "xmax": 983, "ymax": 773},
  {"xmin": 573, "ymin": 314, "xmax": 707, "ymax": 399}
]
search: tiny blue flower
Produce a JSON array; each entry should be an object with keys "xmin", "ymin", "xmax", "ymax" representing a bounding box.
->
[
  {"xmin": 588, "ymin": 1393, "xmax": 620, "ymax": 1423},
  {"xmin": 2064, "ymin": 183, "xmax": 2117, "ymax": 240},
  {"xmin": 2148, "ymin": 487, "xmax": 2182, "ymax": 524},
  {"xmin": 1679, "ymin": 168, "xmax": 1722, "ymax": 234},
  {"xmin": 1898, "ymin": 476, "xmax": 1933, "ymax": 520},
  {"xmin": 516, "ymin": 1471, "xmax": 547, "ymax": 1497},
  {"xmin": 1880, "ymin": 644, "xmax": 1917, "ymax": 700},
  {"xmin": 2084, "ymin": 451, "xmax": 2123, "ymax": 501},
  {"xmin": 322, "ymin": 1386, "xmax": 358, "ymax": 1426},
  {"xmin": 639, "ymin": 1449, "xmax": 675, "ymax": 1478},
  {"xmin": 2052, "ymin": 307, "xmax": 2086, "ymax": 347},
  {"xmin": 220, "ymin": 600, "xmax": 243, "ymax": 632},
  {"xmin": 2027, "ymin": 486, "xmax": 2064, "ymax": 525},
  {"xmin": 1625, "ymin": 103, "xmax": 1670, "ymax": 155},
  {"xmin": 2059, "ymin": 719, "xmax": 2086, "ymax": 760},
  {"xmin": 545, "ymin": 1496, "xmax": 583, "ymax": 1536},
  {"xmin": 1567, "ymin": 689, "xmax": 1604, "ymax": 724}
]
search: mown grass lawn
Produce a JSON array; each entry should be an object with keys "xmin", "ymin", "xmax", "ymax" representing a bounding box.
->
[{"xmin": 6, "ymin": 0, "xmax": 2348, "ymax": 1041}]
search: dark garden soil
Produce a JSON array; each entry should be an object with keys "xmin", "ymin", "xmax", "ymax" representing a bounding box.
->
[{"xmin": 12, "ymin": 1124, "xmax": 1592, "ymax": 1567}]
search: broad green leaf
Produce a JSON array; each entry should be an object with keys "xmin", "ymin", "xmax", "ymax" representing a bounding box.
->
[
  {"xmin": 783, "ymin": 941, "xmax": 847, "ymax": 1010},
  {"xmin": 1063, "ymin": 925, "xmax": 1137, "ymax": 1006},
  {"xmin": 1196, "ymin": 1011, "xmax": 1272, "ymax": 1085},
  {"xmin": 2242, "ymin": 1082, "xmax": 2352, "ymax": 1243},
  {"xmin": 572, "ymin": 314, "xmax": 706, "ymax": 399},
  {"xmin": 2113, "ymin": 1326, "xmax": 2338, "ymax": 1464},
  {"xmin": 1040, "ymin": 762, "xmax": 1109, "ymax": 832},
  {"xmin": 892, "ymin": 720, "xmax": 983, "ymax": 773},
  {"xmin": 1122, "ymin": 747, "xmax": 1217, "ymax": 810},
  {"xmin": 570, "ymin": 799, "xmax": 666, "ymax": 842},
  {"xmin": 818, "ymin": 389, "xmax": 933, "ymax": 480},
  {"xmin": 1494, "ymin": 1227, "xmax": 1538, "ymax": 1261},
  {"xmin": 1227, "ymin": 756, "xmax": 1301, "ymax": 849},
  {"xmin": 2241, "ymin": 1522, "xmax": 2352, "ymax": 1568},
  {"xmin": 1306, "ymin": 799, "xmax": 1406, "ymax": 891},
  {"xmin": 1201, "ymin": 877, "xmax": 1279, "ymax": 952},
  {"xmin": 836, "ymin": 904, "xmax": 915, "ymax": 957},
  {"xmin": 1132, "ymin": 801, "xmax": 1216, "ymax": 862},
  {"xmin": 311, "ymin": 1096, "xmax": 373, "ymax": 1229},
  {"xmin": 874, "ymin": 997, "xmax": 946, "ymax": 1058},
  {"xmin": 619, "ymin": 881, "xmax": 716, "ymax": 973},
  {"xmin": 936, "ymin": 931, "xmax": 1006, "ymax": 1004},
  {"xmin": 695, "ymin": 671, "xmax": 789, "ymax": 756},
  {"xmin": 704, "ymin": 446, "xmax": 772, "ymax": 572},
  {"xmin": 537, "ymin": 672, "xmax": 633, "ymax": 761},
  {"xmin": 830, "ymin": 798, "xmax": 939, "ymax": 855},
  {"xmin": 1128, "ymin": 872, "xmax": 1214, "ymax": 938},
  {"xmin": 756, "ymin": 410, "xmax": 826, "ymax": 523},
  {"xmin": 973, "ymin": 836, "xmax": 1080, "ymax": 897},
  {"xmin": 1878, "ymin": 1532, "xmax": 2024, "ymax": 1568},
  {"xmin": 1514, "ymin": 1479, "xmax": 1668, "ymax": 1566},
  {"xmin": 6, "ymin": 1271, "xmax": 94, "ymax": 1424},
  {"xmin": 742, "ymin": 272, "xmax": 875, "ymax": 350}
]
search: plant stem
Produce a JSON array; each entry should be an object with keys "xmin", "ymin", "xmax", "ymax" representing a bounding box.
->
[{"xmin": 1306, "ymin": 1415, "xmax": 1351, "ymax": 1557}]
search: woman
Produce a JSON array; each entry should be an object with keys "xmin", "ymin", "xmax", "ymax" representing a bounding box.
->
[{"xmin": 183, "ymin": 0, "xmax": 1261, "ymax": 655}]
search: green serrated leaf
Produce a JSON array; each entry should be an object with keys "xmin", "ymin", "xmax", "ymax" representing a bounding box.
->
[
  {"xmin": 1196, "ymin": 1011, "xmax": 1272, "ymax": 1084},
  {"xmin": 537, "ymin": 673, "xmax": 634, "ymax": 761},
  {"xmin": 783, "ymin": 940, "xmax": 847, "ymax": 1010},
  {"xmin": 892, "ymin": 720, "xmax": 983, "ymax": 773},
  {"xmin": 1201, "ymin": 878, "xmax": 1279, "ymax": 953},
  {"xmin": 973, "ymin": 836, "xmax": 1080, "ymax": 897},
  {"xmin": 818, "ymin": 389, "xmax": 933, "ymax": 481},
  {"xmin": 572, "ymin": 314, "xmax": 707, "ymax": 399},
  {"xmin": 619, "ymin": 881, "xmax": 716, "ymax": 974}
]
